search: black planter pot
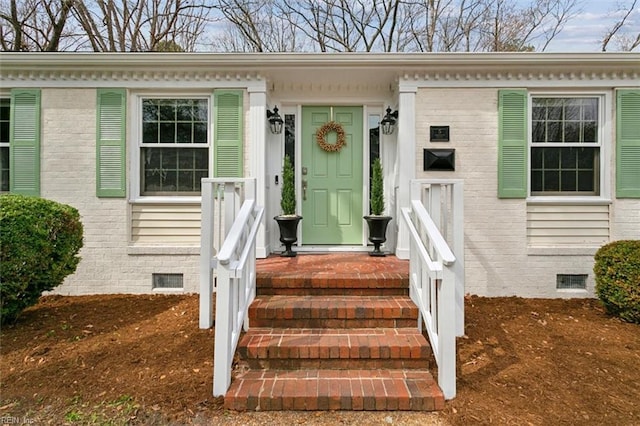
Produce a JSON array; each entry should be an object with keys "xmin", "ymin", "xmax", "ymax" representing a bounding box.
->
[
  {"xmin": 274, "ymin": 215, "xmax": 302, "ymax": 257},
  {"xmin": 364, "ymin": 215, "xmax": 392, "ymax": 257}
]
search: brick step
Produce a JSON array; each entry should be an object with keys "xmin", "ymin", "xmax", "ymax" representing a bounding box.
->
[
  {"xmin": 225, "ymin": 369, "xmax": 444, "ymax": 411},
  {"xmin": 256, "ymin": 274, "xmax": 408, "ymax": 296},
  {"xmin": 248, "ymin": 295, "xmax": 419, "ymax": 328},
  {"xmin": 237, "ymin": 328, "xmax": 431, "ymax": 370}
]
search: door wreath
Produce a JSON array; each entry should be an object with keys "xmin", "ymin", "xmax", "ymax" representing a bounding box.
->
[{"xmin": 316, "ymin": 121, "xmax": 346, "ymax": 152}]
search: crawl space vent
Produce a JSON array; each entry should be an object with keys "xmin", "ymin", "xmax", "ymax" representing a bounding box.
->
[
  {"xmin": 152, "ymin": 273, "xmax": 183, "ymax": 290},
  {"xmin": 556, "ymin": 274, "xmax": 587, "ymax": 290}
]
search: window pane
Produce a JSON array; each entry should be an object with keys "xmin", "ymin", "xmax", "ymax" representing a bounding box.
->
[
  {"xmin": 548, "ymin": 122, "xmax": 562, "ymax": 142},
  {"xmin": 142, "ymin": 147, "xmax": 207, "ymax": 194},
  {"xmin": 195, "ymin": 100, "xmax": 208, "ymax": 121},
  {"xmin": 284, "ymin": 114, "xmax": 295, "ymax": 167},
  {"xmin": 564, "ymin": 102, "xmax": 580, "ymax": 121},
  {"xmin": 159, "ymin": 101, "xmax": 175, "ymax": 121},
  {"xmin": 0, "ymin": 122, "xmax": 9, "ymax": 144},
  {"xmin": 578, "ymin": 171, "xmax": 595, "ymax": 191},
  {"xmin": 143, "ymin": 122, "xmax": 158, "ymax": 144},
  {"xmin": 176, "ymin": 123, "xmax": 192, "ymax": 143},
  {"xmin": 532, "ymin": 121, "xmax": 545, "ymax": 143},
  {"xmin": 531, "ymin": 147, "xmax": 543, "ymax": 168},
  {"xmin": 161, "ymin": 149, "xmax": 177, "ymax": 168},
  {"xmin": 560, "ymin": 171, "xmax": 576, "ymax": 191},
  {"xmin": 193, "ymin": 123, "xmax": 207, "ymax": 143},
  {"xmin": 0, "ymin": 146, "xmax": 8, "ymax": 192},
  {"xmin": 544, "ymin": 171, "xmax": 559, "ymax": 191},
  {"xmin": 178, "ymin": 171, "xmax": 194, "ymax": 191},
  {"xmin": 560, "ymin": 148, "xmax": 577, "ymax": 168},
  {"xmin": 159, "ymin": 123, "xmax": 175, "ymax": 143},
  {"xmin": 0, "ymin": 98, "xmax": 9, "ymax": 144},
  {"xmin": 583, "ymin": 122, "xmax": 597, "ymax": 142},
  {"xmin": 577, "ymin": 148, "xmax": 597, "ymax": 168},
  {"xmin": 564, "ymin": 122, "xmax": 580, "ymax": 142},
  {"xmin": 163, "ymin": 170, "xmax": 177, "ymax": 191},
  {"xmin": 532, "ymin": 105, "xmax": 545, "ymax": 121},
  {"xmin": 582, "ymin": 99, "xmax": 598, "ymax": 120},
  {"xmin": 144, "ymin": 170, "xmax": 162, "ymax": 192},
  {"xmin": 176, "ymin": 101, "xmax": 193, "ymax": 121},
  {"xmin": 142, "ymin": 101, "xmax": 158, "ymax": 122},
  {"xmin": 548, "ymin": 105, "xmax": 563, "ymax": 121},
  {"xmin": 531, "ymin": 170, "xmax": 542, "ymax": 192},
  {"xmin": 543, "ymin": 148, "xmax": 560, "ymax": 169}
]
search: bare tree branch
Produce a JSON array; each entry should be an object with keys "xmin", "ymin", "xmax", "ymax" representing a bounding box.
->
[{"xmin": 602, "ymin": 0, "xmax": 639, "ymax": 51}]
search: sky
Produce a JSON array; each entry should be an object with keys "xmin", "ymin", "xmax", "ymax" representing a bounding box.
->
[{"xmin": 540, "ymin": 0, "xmax": 639, "ymax": 52}]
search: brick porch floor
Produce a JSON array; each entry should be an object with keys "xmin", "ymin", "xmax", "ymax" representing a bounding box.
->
[{"xmin": 223, "ymin": 253, "xmax": 444, "ymax": 411}]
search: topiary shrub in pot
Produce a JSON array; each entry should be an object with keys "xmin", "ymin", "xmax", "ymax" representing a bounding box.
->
[
  {"xmin": 1, "ymin": 194, "xmax": 84, "ymax": 324},
  {"xmin": 364, "ymin": 158, "xmax": 392, "ymax": 256},
  {"xmin": 594, "ymin": 240, "xmax": 640, "ymax": 324},
  {"xmin": 274, "ymin": 155, "xmax": 302, "ymax": 257}
]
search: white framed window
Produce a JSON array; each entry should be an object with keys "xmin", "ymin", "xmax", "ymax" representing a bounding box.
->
[
  {"xmin": 133, "ymin": 94, "xmax": 211, "ymax": 199},
  {"xmin": 529, "ymin": 94, "xmax": 608, "ymax": 198},
  {"xmin": 0, "ymin": 96, "xmax": 10, "ymax": 192}
]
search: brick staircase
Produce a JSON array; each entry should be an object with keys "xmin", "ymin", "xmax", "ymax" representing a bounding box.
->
[{"xmin": 223, "ymin": 253, "xmax": 444, "ymax": 411}]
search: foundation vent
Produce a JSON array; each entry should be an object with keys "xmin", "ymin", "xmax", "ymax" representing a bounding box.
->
[
  {"xmin": 152, "ymin": 273, "xmax": 184, "ymax": 290},
  {"xmin": 556, "ymin": 274, "xmax": 587, "ymax": 290}
]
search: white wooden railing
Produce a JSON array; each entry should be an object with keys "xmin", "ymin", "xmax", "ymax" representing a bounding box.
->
[
  {"xmin": 400, "ymin": 179, "xmax": 464, "ymax": 400},
  {"xmin": 199, "ymin": 178, "xmax": 264, "ymax": 396}
]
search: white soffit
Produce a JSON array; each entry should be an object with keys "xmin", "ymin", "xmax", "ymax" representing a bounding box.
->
[{"xmin": 0, "ymin": 52, "xmax": 638, "ymax": 89}]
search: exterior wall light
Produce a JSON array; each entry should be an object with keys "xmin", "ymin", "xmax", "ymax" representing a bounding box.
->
[
  {"xmin": 380, "ymin": 107, "xmax": 398, "ymax": 135},
  {"xmin": 267, "ymin": 106, "xmax": 284, "ymax": 134}
]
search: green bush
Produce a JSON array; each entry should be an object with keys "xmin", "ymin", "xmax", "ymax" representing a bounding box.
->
[
  {"xmin": 594, "ymin": 240, "xmax": 640, "ymax": 324},
  {"xmin": 370, "ymin": 158, "xmax": 385, "ymax": 215},
  {"xmin": 280, "ymin": 155, "xmax": 296, "ymax": 215},
  {"xmin": 1, "ymin": 194, "xmax": 83, "ymax": 324}
]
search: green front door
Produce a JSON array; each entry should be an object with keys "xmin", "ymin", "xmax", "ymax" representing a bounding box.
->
[{"xmin": 301, "ymin": 106, "xmax": 363, "ymax": 244}]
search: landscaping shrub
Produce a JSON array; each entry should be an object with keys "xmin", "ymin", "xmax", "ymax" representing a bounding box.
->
[
  {"xmin": 594, "ymin": 240, "xmax": 640, "ymax": 324},
  {"xmin": 0, "ymin": 194, "xmax": 83, "ymax": 324}
]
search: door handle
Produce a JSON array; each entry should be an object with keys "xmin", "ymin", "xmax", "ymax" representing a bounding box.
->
[{"xmin": 302, "ymin": 179, "xmax": 307, "ymax": 201}]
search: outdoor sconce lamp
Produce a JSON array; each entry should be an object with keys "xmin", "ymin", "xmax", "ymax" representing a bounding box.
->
[
  {"xmin": 267, "ymin": 106, "xmax": 284, "ymax": 134},
  {"xmin": 380, "ymin": 106, "xmax": 398, "ymax": 135}
]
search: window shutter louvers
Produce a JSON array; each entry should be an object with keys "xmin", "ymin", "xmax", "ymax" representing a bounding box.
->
[
  {"xmin": 498, "ymin": 89, "xmax": 528, "ymax": 198},
  {"xmin": 616, "ymin": 89, "xmax": 640, "ymax": 198},
  {"xmin": 9, "ymin": 89, "xmax": 41, "ymax": 196},
  {"xmin": 96, "ymin": 89, "xmax": 126, "ymax": 197},
  {"xmin": 214, "ymin": 90, "xmax": 243, "ymax": 177}
]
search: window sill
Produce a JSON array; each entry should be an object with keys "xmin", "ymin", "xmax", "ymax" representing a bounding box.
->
[
  {"xmin": 526, "ymin": 196, "xmax": 611, "ymax": 205},
  {"xmin": 129, "ymin": 196, "xmax": 202, "ymax": 204},
  {"xmin": 128, "ymin": 246, "xmax": 200, "ymax": 256}
]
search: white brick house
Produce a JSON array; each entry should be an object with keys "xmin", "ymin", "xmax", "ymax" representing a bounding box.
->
[{"xmin": 1, "ymin": 52, "xmax": 638, "ymax": 298}]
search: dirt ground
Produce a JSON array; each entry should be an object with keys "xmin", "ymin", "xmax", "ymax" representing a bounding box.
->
[{"xmin": 1, "ymin": 294, "xmax": 638, "ymax": 425}]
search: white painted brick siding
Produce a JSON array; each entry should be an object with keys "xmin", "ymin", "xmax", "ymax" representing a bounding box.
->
[
  {"xmin": 34, "ymin": 86, "xmax": 639, "ymax": 298},
  {"xmin": 414, "ymin": 88, "xmax": 635, "ymax": 298},
  {"xmin": 41, "ymin": 89, "xmax": 200, "ymax": 295}
]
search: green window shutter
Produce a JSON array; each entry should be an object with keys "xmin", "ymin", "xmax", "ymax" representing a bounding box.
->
[
  {"xmin": 214, "ymin": 90, "xmax": 243, "ymax": 177},
  {"xmin": 96, "ymin": 88, "xmax": 126, "ymax": 197},
  {"xmin": 616, "ymin": 89, "xmax": 640, "ymax": 198},
  {"xmin": 498, "ymin": 89, "xmax": 528, "ymax": 198},
  {"xmin": 9, "ymin": 89, "xmax": 41, "ymax": 196}
]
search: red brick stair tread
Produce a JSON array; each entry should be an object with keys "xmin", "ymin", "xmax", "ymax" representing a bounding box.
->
[
  {"xmin": 239, "ymin": 327, "xmax": 429, "ymax": 360},
  {"xmin": 250, "ymin": 295, "xmax": 418, "ymax": 319},
  {"xmin": 225, "ymin": 369, "xmax": 444, "ymax": 411}
]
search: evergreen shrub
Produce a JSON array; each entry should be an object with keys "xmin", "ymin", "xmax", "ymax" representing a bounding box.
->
[
  {"xmin": 1, "ymin": 194, "xmax": 83, "ymax": 324},
  {"xmin": 280, "ymin": 155, "xmax": 296, "ymax": 215},
  {"xmin": 370, "ymin": 158, "xmax": 385, "ymax": 215},
  {"xmin": 594, "ymin": 240, "xmax": 640, "ymax": 324}
]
